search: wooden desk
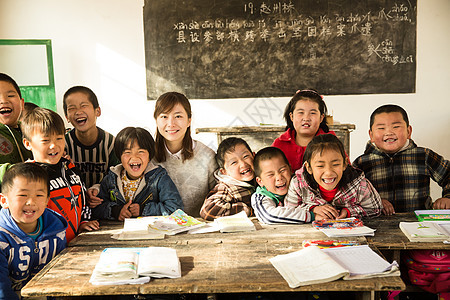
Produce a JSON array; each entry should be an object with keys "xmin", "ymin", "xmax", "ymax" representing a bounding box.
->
[{"xmin": 21, "ymin": 221, "xmax": 403, "ymax": 299}]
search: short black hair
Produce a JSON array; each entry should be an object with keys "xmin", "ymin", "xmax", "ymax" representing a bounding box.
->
[
  {"xmin": 370, "ymin": 104, "xmax": 409, "ymax": 129},
  {"xmin": 215, "ymin": 137, "xmax": 252, "ymax": 169},
  {"xmin": 63, "ymin": 86, "xmax": 99, "ymax": 116},
  {"xmin": 114, "ymin": 127, "xmax": 155, "ymax": 160},
  {"xmin": 254, "ymin": 147, "xmax": 290, "ymax": 177},
  {"xmin": 0, "ymin": 73, "xmax": 22, "ymax": 98},
  {"xmin": 2, "ymin": 163, "xmax": 49, "ymax": 195}
]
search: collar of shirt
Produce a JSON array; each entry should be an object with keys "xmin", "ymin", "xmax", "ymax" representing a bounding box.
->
[{"xmin": 164, "ymin": 139, "xmax": 197, "ymax": 160}]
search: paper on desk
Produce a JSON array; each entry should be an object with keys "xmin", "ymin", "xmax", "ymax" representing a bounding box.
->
[
  {"xmin": 188, "ymin": 222, "xmax": 219, "ymax": 234},
  {"xmin": 111, "ymin": 217, "xmax": 165, "ymax": 240},
  {"xmin": 322, "ymin": 245, "xmax": 399, "ymax": 277}
]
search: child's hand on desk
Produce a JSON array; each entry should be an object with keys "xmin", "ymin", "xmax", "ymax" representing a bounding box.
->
[
  {"xmin": 79, "ymin": 220, "xmax": 100, "ymax": 232},
  {"xmin": 433, "ymin": 197, "xmax": 450, "ymax": 209},
  {"xmin": 87, "ymin": 188, "xmax": 103, "ymax": 208},
  {"xmin": 313, "ymin": 204, "xmax": 339, "ymax": 220},
  {"xmin": 381, "ymin": 199, "xmax": 395, "ymax": 215}
]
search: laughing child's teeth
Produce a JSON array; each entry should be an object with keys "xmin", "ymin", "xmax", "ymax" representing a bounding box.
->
[
  {"xmin": 0, "ymin": 108, "xmax": 12, "ymax": 114},
  {"xmin": 323, "ymin": 178, "xmax": 335, "ymax": 184},
  {"xmin": 130, "ymin": 163, "xmax": 141, "ymax": 170},
  {"xmin": 385, "ymin": 138, "xmax": 396, "ymax": 142}
]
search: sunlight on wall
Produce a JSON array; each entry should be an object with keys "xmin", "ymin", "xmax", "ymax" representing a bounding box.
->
[{"xmin": 95, "ymin": 43, "xmax": 151, "ymax": 134}]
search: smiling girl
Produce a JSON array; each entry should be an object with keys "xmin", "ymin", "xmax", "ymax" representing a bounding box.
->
[
  {"xmin": 285, "ymin": 134, "xmax": 382, "ymax": 220},
  {"xmin": 272, "ymin": 89, "xmax": 335, "ymax": 172},
  {"xmin": 153, "ymin": 92, "xmax": 218, "ymax": 217},
  {"xmin": 91, "ymin": 127, "xmax": 183, "ymax": 221}
]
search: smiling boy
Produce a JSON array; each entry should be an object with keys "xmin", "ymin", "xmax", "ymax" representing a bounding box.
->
[
  {"xmin": 21, "ymin": 108, "xmax": 99, "ymax": 242},
  {"xmin": 0, "ymin": 73, "xmax": 33, "ymax": 164},
  {"xmin": 63, "ymin": 86, "xmax": 119, "ymax": 208},
  {"xmin": 200, "ymin": 137, "xmax": 255, "ymax": 220},
  {"xmin": 251, "ymin": 147, "xmax": 314, "ymax": 224},
  {"xmin": 354, "ymin": 104, "xmax": 450, "ymax": 214},
  {"xmin": 0, "ymin": 163, "xmax": 67, "ymax": 299}
]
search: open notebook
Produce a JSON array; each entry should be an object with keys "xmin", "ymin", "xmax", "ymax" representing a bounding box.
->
[{"xmin": 269, "ymin": 245, "xmax": 399, "ymax": 288}]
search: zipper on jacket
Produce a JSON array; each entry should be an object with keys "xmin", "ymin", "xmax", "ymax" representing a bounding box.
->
[
  {"xmin": 389, "ymin": 157, "xmax": 395, "ymax": 205},
  {"xmin": 34, "ymin": 241, "xmax": 39, "ymax": 253},
  {"xmin": 62, "ymin": 163, "xmax": 80, "ymax": 230}
]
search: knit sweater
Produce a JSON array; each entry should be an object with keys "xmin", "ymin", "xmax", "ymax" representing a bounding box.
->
[
  {"xmin": 353, "ymin": 139, "xmax": 450, "ymax": 212},
  {"xmin": 285, "ymin": 165, "xmax": 382, "ymax": 218},
  {"xmin": 200, "ymin": 170, "xmax": 255, "ymax": 220},
  {"xmin": 153, "ymin": 140, "xmax": 218, "ymax": 217}
]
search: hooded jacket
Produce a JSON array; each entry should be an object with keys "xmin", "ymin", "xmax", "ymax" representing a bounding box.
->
[
  {"xmin": 0, "ymin": 208, "xmax": 67, "ymax": 299},
  {"xmin": 92, "ymin": 162, "xmax": 183, "ymax": 220}
]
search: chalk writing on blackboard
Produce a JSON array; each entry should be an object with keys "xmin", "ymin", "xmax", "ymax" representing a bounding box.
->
[{"xmin": 144, "ymin": 0, "xmax": 417, "ymax": 99}]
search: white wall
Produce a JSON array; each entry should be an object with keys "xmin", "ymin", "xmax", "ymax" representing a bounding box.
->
[{"xmin": 1, "ymin": 0, "xmax": 449, "ymax": 198}]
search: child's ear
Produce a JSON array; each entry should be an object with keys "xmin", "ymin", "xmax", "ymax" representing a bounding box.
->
[
  {"xmin": 407, "ymin": 125, "xmax": 412, "ymax": 139},
  {"xmin": 0, "ymin": 194, "xmax": 9, "ymax": 208},
  {"xmin": 219, "ymin": 168, "xmax": 227, "ymax": 175},
  {"xmin": 255, "ymin": 177, "xmax": 263, "ymax": 187},
  {"xmin": 95, "ymin": 107, "xmax": 101, "ymax": 118},
  {"xmin": 23, "ymin": 138, "xmax": 32, "ymax": 150},
  {"xmin": 305, "ymin": 162, "xmax": 313, "ymax": 174}
]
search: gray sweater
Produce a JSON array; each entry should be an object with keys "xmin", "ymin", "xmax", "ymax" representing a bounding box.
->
[{"xmin": 153, "ymin": 140, "xmax": 218, "ymax": 217}]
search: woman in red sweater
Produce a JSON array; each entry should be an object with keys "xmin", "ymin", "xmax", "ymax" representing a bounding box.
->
[{"xmin": 272, "ymin": 89, "xmax": 335, "ymax": 172}]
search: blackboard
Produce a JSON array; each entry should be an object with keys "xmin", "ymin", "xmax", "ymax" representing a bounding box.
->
[{"xmin": 143, "ymin": 0, "xmax": 416, "ymax": 99}]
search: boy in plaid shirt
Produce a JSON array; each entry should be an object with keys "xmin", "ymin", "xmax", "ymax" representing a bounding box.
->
[
  {"xmin": 200, "ymin": 137, "xmax": 255, "ymax": 220},
  {"xmin": 353, "ymin": 104, "xmax": 450, "ymax": 214}
]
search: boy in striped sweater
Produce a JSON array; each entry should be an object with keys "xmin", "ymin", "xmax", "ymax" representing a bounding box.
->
[
  {"xmin": 63, "ymin": 86, "xmax": 119, "ymax": 208},
  {"xmin": 251, "ymin": 147, "xmax": 314, "ymax": 224}
]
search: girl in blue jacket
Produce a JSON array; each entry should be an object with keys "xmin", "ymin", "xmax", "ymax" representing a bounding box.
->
[{"xmin": 91, "ymin": 127, "xmax": 183, "ymax": 221}]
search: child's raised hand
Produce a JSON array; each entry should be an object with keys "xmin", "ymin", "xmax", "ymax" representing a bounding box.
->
[
  {"xmin": 312, "ymin": 204, "xmax": 339, "ymax": 220},
  {"xmin": 128, "ymin": 203, "xmax": 140, "ymax": 217},
  {"xmin": 381, "ymin": 199, "xmax": 395, "ymax": 215},
  {"xmin": 118, "ymin": 201, "xmax": 133, "ymax": 221},
  {"xmin": 433, "ymin": 197, "xmax": 450, "ymax": 209},
  {"xmin": 79, "ymin": 220, "xmax": 100, "ymax": 232},
  {"xmin": 87, "ymin": 188, "xmax": 103, "ymax": 208}
]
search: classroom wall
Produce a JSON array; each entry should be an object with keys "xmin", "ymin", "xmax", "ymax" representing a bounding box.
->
[{"xmin": 1, "ymin": 0, "xmax": 449, "ymax": 198}]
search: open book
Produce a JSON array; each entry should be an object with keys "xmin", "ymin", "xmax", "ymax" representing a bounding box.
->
[
  {"xmin": 399, "ymin": 221, "xmax": 450, "ymax": 242},
  {"xmin": 89, "ymin": 247, "xmax": 181, "ymax": 285},
  {"xmin": 414, "ymin": 209, "xmax": 450, "ymax": 222},
  {"xmin": 112, "ymin": 217, "xmax": 165, "ymax": 240},
  {"xmin": 214, "ymin": 211, "xmax": 256, "ymax": 233},
  {"xmin": 269, "ymin": 245, "xmax": 399, "ymax": 288},
  {"xmin": 148, "ymin": 209, "xmax": 205, "ymax": 235},
  {"xmin": 312, "ymin": 218, "xmax": 376, "ymax": 237}
]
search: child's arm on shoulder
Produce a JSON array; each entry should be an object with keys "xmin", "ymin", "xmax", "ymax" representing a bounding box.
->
[
  {"xmin": 199, "ymin": 183, "xmax": 251, "ymax": 220},
  {"xmin": 284, "ymin": 176, "xmax": 316, "ymax": 211},
  {"xmin": 141, "ymin": 173, "xmax": 184, "ymax": 216}
]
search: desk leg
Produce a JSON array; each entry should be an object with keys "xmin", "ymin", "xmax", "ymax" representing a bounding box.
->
[{"xmin": 356, "ymin": 291, "xmax": 375, "ymax": 300}]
